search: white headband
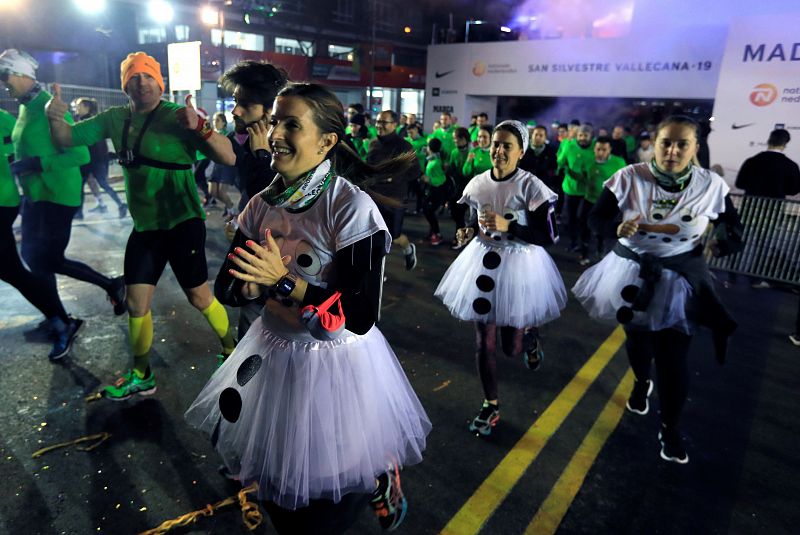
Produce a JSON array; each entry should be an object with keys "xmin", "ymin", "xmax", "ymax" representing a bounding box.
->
[
  {"xmin": 0, "ymin": 49, "xmax": 38, "ymax": 79},
  {"xmin": 496, "ymin": 120, "xmax": 529, "ymax": 153}
]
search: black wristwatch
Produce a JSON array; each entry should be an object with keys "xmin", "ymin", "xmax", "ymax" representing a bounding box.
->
[{"xmin": 275, "ymin": 273, "xmax": 297, "ymax": 298}]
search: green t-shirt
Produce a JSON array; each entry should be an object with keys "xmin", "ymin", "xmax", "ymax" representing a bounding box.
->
[
  {"xmin": 0, "ymin": 109, "xmax": 19, "ymax": 207},
  {"xmin": 558, "ymin": 139, "xmax": 595, "ymax": 196},
  {"xmin": 624, "ymin": 135, "xmax": 636, "ymax": 155},
  {"xmin": 463, "ymin": 147, "xmax": 492, "ymax": 179},
  {"xmin": 448, "ymin": 146, "xmax": 470, "ymax": 182},
  {"xmin": 430, "ymin": 126, "xmax": 455, "ymax": 160},
  {"xmin": 12, "ymin": 90, "xmax": 89, "ymax": 207},
  {"xmin": 425, "ymin": 155, "xmax": 446, "ymax": 187},
  {"xmin": 72, "ymin": 101, "xmax": 207, "ymax": 231},
  {"xmin": 580, "ymin": 154, "xmax": 627, "ymax": 203},
  {"xmin": 406, "ymin": 135, "xmax": 428, "ymax": 169}
]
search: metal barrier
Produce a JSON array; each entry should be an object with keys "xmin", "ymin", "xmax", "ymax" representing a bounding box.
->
[{"xmin": 708, "ymin": 193, "xmax": 800, "ymax": 285}]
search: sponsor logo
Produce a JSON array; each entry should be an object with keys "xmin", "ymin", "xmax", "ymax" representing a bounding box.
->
[
  {"xmin": 731, "ymin": 123, "xmax": 755, "ymax": 130},
  {"xmin": 750, "ymin": 83, "xmax": 778, "ymax": 106},
  {"xmin": 472, "ymin": 61, "xmax": 487, "ymax": 77},
  {"xmin": 432, "ymin": 87, "xmax": 440, "ymax": 96},
  {"xmin": 435, "ymin": 70, "xmax": 454, "ymax": 78},
  {"xmin": 432, "ymin": 105, "xmax": 454, "ymax": 113}
]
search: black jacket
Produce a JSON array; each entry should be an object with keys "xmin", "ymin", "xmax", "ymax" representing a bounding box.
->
[{"xmin": 735, "ymin": 151, "xmax": 800, "ymax": 198}]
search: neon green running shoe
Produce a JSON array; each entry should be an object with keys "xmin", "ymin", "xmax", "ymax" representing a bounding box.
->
[{"xmin": 103, "ymin": 369, "xmax": 157, "ymax": 401}]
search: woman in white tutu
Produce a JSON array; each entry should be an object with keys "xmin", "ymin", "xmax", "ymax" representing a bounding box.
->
[
  {"xmin": 186, "ymin": 83, "xmax": 431, "ymax": 534},
  {"xmin": 435, "ymin": 120, "xmax": 567, "ymax": 437},
  {"xmin": 572, "ymin": 115, "xmax": 743, "ymax": 464}
]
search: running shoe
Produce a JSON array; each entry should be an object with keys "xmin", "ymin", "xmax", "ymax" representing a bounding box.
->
[
  {"xmin": 523, "ymin": 332, "xmax": 544, "ymax": 371},
  {"xmin": 469, "ymin": 401, "xmax": 500, "ymax": 436},
  {"xmin": 626, "ymin": 379, "xmax": 654, "ymax": 415},
  {"xmin": 429, "ymin": 233, "xmax": 443, "ymax": 246},
  {"xmin": 103, "ymin": 369, "xmax": 157, "ymax": 400},
  {"xmin": 370, "ymin": 462, "xmax": 407, "ymax": 531},
  {"xmin": 118, "ymin": 203, "xmax": 128, "ymax": 219},
  {"xmin": 404, "ymin": 243, "xmax": 417, "ymax": 271},
  {"xmin": 89, "ymin": 204, "xmax": 108, "ymax": 214},
  {"xmin": 107, "ymin": 276, "xmax": 127, "ymax": 316},
  {"xmin": 658, "ymin": 426, "xmax": 689, "ymax": 464},
  {"xmin": 48, "ymin": 318, "xmax": 84, "ymax": 361}
]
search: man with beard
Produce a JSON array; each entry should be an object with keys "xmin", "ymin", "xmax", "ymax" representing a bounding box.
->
[
  {"xmin": 215, "ymin": 60, "xmax": 289, "ymax": 336},
  {"xmin": 46, "ymin": 51, "xmax": 237, "ymax": 399},
  {"xmin": 366, "ymin": 109, "xmax": 421, "ymax": 270}
]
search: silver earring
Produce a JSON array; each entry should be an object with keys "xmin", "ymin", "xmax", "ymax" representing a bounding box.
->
[{"xmin": 318, "ymin": 148, "xmax": 324, "ymax": 154}]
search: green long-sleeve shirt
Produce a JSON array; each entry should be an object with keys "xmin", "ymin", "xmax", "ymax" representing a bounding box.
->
[
  {"xmin": 557, "ymin": 139, "xmax": 595, "ymax": 196},
  {"xmin": 463, "ymin": 147, "xmax": 492, "ymax": 179},
  {"xmin": 425, "ymin": 154, "xmax": 446, "ymax": 187},
  {"xmin": 406, "ymin": 135, "xmax": 428, "ymax": 169},
  {"xmin": 429, "ymin": 126, "xmax": 455, "ymax": 160},
  {"xmin": 0, "ymin": 109, "xmax": 19, "ymax": 207},
  {"xmin": 12, "ymin": 90, "xmax": 89, "ymax": 206}
]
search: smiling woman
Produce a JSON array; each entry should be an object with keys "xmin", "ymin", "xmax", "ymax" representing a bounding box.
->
[{"xmin": 186, "ymin": 83, "xmax": 431, "ymax": 534}]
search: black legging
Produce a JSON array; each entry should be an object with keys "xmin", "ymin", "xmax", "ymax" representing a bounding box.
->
[
  {"xmin": 624, "ymin": 327, "xmax": 691, "ymax": 429},
  {"xmin": 564, "ymin": 193, "xmax": 583, "ymax": 247},
  {"xmin": 263, "ymin": 493, "xmax": 370, "ymax": 535},
  {"xmin": 423, "ymin": 185, "xmax": 445, "ymax": 236},
  {"xmin": 0, "ymin": 205, "xmax": 68, "ymax": 321},
  {"xmin": 20, "ymin": 199, "xmax": 113, "ymax": 295},
  {"xmin": 475, "ymin": 322, "xmax": 525, "ymax": 400}
]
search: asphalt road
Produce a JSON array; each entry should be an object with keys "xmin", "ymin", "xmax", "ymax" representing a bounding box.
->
[{"xmin": 0, "ymin": 197, "xmax": 798, "ymax": 535}]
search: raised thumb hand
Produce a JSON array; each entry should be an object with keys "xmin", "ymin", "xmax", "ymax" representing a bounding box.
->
[
  {"xmin": 184, "ymin": 93, "xmax": 194, "ymax": 108},
  {"xmin": 52, "ymin": 83, "xmax": 62, "ymax": 101}
]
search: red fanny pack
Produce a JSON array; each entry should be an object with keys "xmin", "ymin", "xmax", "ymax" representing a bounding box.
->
[{"xmin": 299, "ymin": 291, "xmax": 346, "ymax": 340}]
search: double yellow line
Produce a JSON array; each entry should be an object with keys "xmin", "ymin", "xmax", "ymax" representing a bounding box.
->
[{"xmin": 441, "ymin": 326, "xmax": 630, "ymax": 535}]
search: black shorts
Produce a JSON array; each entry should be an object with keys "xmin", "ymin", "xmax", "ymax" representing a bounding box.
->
[
  {"xmin": 124, "ymin": 218, "xmax": 209, "ymax": 288},
  {"xmin": 377, "ymin": 203, "xmax": 404, "ymax": 240}
]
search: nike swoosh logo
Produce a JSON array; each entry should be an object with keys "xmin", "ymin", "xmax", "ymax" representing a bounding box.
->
[
  {"xmin": 435, "ymin": 70, "xmax": 455, "ymax": 78},
  {"xmin": 731, "ymin": 123, "xmax": 755, "ymax": 130}
]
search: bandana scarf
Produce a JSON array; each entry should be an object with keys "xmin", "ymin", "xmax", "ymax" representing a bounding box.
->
[
  {"xmin": 261, "ymin": 159, "xmax": 334, "ymax": 211},
  {"xmin": 649, "ymin": 159, "xmax": 693, "ymax": 191}
]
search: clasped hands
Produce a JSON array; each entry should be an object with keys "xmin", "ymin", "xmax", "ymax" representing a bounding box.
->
[
  {"xmin": 227, "ymin": 228, "xmax": 291, "ymax": 298},
  {"xmin": 479, "ymin": 209, "xmax": 510, "ymax": 233}
]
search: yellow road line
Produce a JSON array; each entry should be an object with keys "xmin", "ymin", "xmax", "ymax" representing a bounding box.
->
[
  {"xmin": 524, "ymin": 368, "xmax": 634, "ymax": 535},
  {"xmin": 440, "ymin": 326, "xmax": 626, "ymax": 535}
]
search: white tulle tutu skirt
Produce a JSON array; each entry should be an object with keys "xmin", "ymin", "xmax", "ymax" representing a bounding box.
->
[
  {"xmin": 185, "ymin": 318, "xmax": 431, "ymax": 509},
  {"xmin": 571, "ymin": 252, "xmax": 694, "ymax": 333},
  {"xmin": 434, "ymin": 238, "xmax": 567, "ymax": 328}
]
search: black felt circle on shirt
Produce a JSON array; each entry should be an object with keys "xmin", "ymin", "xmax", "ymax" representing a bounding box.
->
[
  {"xmin": 476, "ymin": 275, "xmax": 495, "ymax": 292},
  {"xmin": 219, "ymin": 388, "xmax": 242, "ymax": 423},
  {"xmin": 653, "ymin": 213, "xmax": 664, "ymax": 220},
  {"xmin": 662, "ymin": 237, "xmax": 672, "ymax": 243},
  {"xmin": 681, "ymin": 215, "xmax": 692, "ymax": 222},
  {"xmin": 620, "ymin": 285, "xmax": 639, "ymax": 303},
  {"xmin": 616, "ymin": 306, "xmax": 634, "ymax": 324},
  {"xmin": 483, "ymin": 251, "xmax": 502, "ymax": 269},
  {"xmin": 472, "ymin": 298, "xmax": 492, "ymax": 314},
  {"xmin": 297, "ymin": 254, "xmax": 313, "ymax": 268},
  {"xmin": 237, "ymin": 354, "xmax": 262, "ymax": 387}
]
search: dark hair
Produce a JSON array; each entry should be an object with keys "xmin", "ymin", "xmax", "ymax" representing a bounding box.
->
[
  {"xmin": 493, "ymin": 123, "xmax": 524, "ymax": 150},
  {"xmin": 349, "ymin": 114, "xmax": 368, "ymax": 139},
  {"xmin": 74, "ymin": 97, "xmax": 98, "ymax": 116},
  {"xmin": 212, "ymin": 112, "xmax": 227, "ymax": 126},
  {"xmin": 533, "ymin": 125, "xmax": 548, "ymax": 135},
  {"xmin": 220, "ymin": 60, "xmax": 288, "ymax": 109},
  {"xmin": 277, "ymin": 83, "xmax": 416, "ymax": 188},
  {"xmin": 569, "ymin": 119, "xmax": 581, "ymax": 126},
  {"xmin": 454, "ymin": 126, "xmax": 470, "ymax": 141},
  {"xmin": 477, "ymin": 112, "xmax": 488, "ymax": 119},
  {"xmin": 440, "ymin": 111, "xmax": 452, "ymax": 117},
  {"xmin": 655, "ymin": 115, "xmax": 700, "ymax": 141},
  {"xmin": 428, "ymin": 137, "xmax": 442, "ymax": 153},
  {"xmin": 595, "ymin": 135, "xmax": 612, "ymax": 146},
  {"xmin": 768, "ymin": 128, "xmax": 790, "ymax": 147},
  {"xmin": 478, "ymin": 124, "xmax": 492, "ymax": 135},
  {"xmin": 348, "ymin": 103, "xmax": 364, "ymax": 114},
  {"xmin": 381, "ymin": 110, "xmax": 398, "ymax": 123}
]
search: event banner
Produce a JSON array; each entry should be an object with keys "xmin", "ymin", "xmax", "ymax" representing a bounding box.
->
[
  {"xmin": 708, "ymin": 15, "xmax": 800, "ymax": 183},
  {"xmin": 425, "ymin": 26, "xmax": 727, "ymax": 130}
]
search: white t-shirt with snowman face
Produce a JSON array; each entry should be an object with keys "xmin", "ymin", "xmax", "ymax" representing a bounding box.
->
[{"xmin": 606, "ymin": 163, "xmax": 729, "ymax": 258}]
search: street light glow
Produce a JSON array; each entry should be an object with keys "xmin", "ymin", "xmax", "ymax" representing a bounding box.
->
[
  {"xmin": 148, "ymin": 0, "xmax": 174, "ymax": 24},
  {"xmin": 500, "ymin": 26, "xmax": 511, "ymax": 33},
  {"xmin": 73, "ymin": 0, "xmax": 106, "ymax": 14},
  {"xmin": 201, "ymin": 5, "xmax": 219, "ymax": 25}
]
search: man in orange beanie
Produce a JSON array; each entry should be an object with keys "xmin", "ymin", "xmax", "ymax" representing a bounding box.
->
[{"xmin": 44, "ymin": 51, "xmax": 238, "ymax": 400}]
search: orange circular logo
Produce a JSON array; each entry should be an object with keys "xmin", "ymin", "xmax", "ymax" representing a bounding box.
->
[
  {"xmin": 472, "ymin": 61, "xmax": 487, "ymax": 77},
  {"xmin": 749, "ymin": 83, "xmax": 778, "ymax": 106}
]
